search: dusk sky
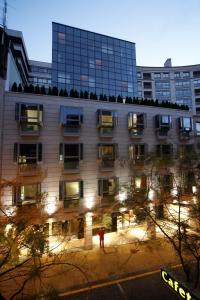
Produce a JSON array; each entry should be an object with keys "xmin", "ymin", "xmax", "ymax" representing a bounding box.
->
[{"xmin": 1, "ymin": 0, "xmax": 200, "ymax": 66}]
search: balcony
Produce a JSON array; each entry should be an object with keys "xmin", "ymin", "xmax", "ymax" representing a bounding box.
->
[
  {"xmin": 18, "ymin": 164, "xmax": 42, "ymax": 177},
  {"xmin": 63, "ymin": 160, "xmax": 80, "ymax": 174},
  {"xmin": 99, "ymin": 127, "xmax": 114, "ymax": 138}
]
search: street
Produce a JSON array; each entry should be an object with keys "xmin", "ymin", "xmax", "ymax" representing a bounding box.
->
[{"xmin": 59, "ymin": 271, "xmax": 179, "ymax": 300}]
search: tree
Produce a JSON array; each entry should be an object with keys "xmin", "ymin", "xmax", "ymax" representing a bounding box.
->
[
  {"xmin": 17, "ymin": 84, "xmax": 22, "ymax": 92},
  {"xmin": 120, "ymin": 147, "xmax": 200, "ymax": 288},
  {"xmin": 11, "ymin": 83, "xmax": 17, "ymax": 92},
  {"xmin": 0, "ymin": 179, "xmax": 89, "ymax": 299},
  {"xmin": 40, "ymin": 85, "xmax": 46, "ymax": 95}
]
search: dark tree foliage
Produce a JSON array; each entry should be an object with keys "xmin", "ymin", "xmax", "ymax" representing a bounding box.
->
[
  {"xmin": 117, "ymin": 95, "xmax": 123, "ymax": 103},
  {"xmin": 29, "ymin": 84, "xmax": 35, "ymax": 93}
]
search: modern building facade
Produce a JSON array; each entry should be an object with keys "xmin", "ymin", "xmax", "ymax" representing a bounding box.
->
[{"xmin": 52, "ymin": 22, "xmax": 138, "ymax": 98}]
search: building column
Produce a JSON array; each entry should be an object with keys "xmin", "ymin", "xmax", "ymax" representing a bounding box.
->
[{"xmin": 84, "ymin": 212, "xmax": 93, "ymax": 250}]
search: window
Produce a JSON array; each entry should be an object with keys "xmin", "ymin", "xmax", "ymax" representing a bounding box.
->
[
  {"xmin": 178, "ymin": 117, "xmax": 193, "ymax": 136},
  {"xmin": 194, "ymin": 79, "xmax": 200, "ymax": 87},
  {"xmin": 59, "ymin": 181, "xmax": 83, "ymax": 207},
  {"xmin": 155, "ymin": 115, "xmax": 171, "ymax": 136},
  {"xmin": 15, "ymin": 103, "xmax": 43, "ymax": 133},
  {"xmin": 58, "ymin": 32, "xmax": 66, "ymax": 44},
  {"xmin": 155, "ymin": 81, "xmax": 170, "ymax": 89},
  {"xmin": 60, "ymin": 106, "xmax": 83, "ymax": 135},
  {"xmin": 131, "ymin": 175, "xmax": 147, "ymax": 192},
  {"xmin": 183, "ymin": 72, "xmax": 190, "ymax": 77},
  {"xmin": 128, "ymin": 144, "xmax": 147, "ymax": 161},
  {"xmin": 13, "ymin": 183, "xmax": 41, "ymax": 205},
  {"xmin": 155, "ymin": 91, "xmax": 171, "ymax": 99},
  {"xmin": 98, "ymin": 178, "xmax": 118, "ymax": 197},
  {"xmin": 137, "ymin": 72, "xmax": 141, "ymax": 79},
  {"xmin": 175, "ymin": 80, "xmax": 190, "ymax": 87},
  {"xmin": 163, "ymin": 73, "xmax": 169, "ymax": 78},
  {"xmin": 156, "ymin": 144, "xmax": 173, "ymax": 157},
  {"xmin": 174, "ymin": 72, "xmax": 180, "ymax": 78},
  {"xmin": 143, "ymin": 82, "xmax": 152, "ymax": 89},
  {"xmin": 144, "ymin": 91, "xmax": 152, "ymax": 98},
  {"xmin": 128, "ymin": 112, "xmax": 145, "ymax": 136},
  {"xmin": 196, "ymin": 122, "xmax": 200, "ymax": 136},
  {"xmin": 98, "ymin": 144, "xmax": 117, "ymax": 169},
  {"xmin": 97, "ymin": 109, "xmax": 117, "ymax": 136},
  {"xmin": 154, "ymin": 73, "xmax": 161, "ymax": 79},
  {"xmin": 13, "ymin": 143, "xmax": 42, "ymax": 164},
  {"xmin": 193, "ymin": 71, "xmax": 200, "ymax": 78},
  {"xmin": 59, "ymin": 143, "xmax": 83, "ymax": 171},
  {"xmin": 195, "ymin": 89, "xmax": 200, "ymax": 97},
  {"xmin": 143, "ymin": 73, "xmax": 151, "ymax": 80}
]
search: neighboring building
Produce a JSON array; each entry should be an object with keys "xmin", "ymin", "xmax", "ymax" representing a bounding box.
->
[
  {"xmin": 52, "ymin": 22, "xmax": 138, "ymax": 98},
  {"xmin": 29, "ymin": 60, "xmax": 52, "ymax": 89},
  {"xmin": 137, "ymin": 59, "xmax": 200, "ymax": 115}
]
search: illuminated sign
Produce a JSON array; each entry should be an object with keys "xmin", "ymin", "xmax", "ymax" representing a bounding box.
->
[{"xmin": 161, "ymin": 269, "xmax": 200, "ymax": 300}]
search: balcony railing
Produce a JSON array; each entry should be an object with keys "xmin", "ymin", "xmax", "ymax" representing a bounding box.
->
[
  {"xmin": 99, "ymin": 160, "xmax": 114, "ymax": 171},
  {"xmin": 18, "ymin": 164, "xmax": 41, "ymax": 176}
]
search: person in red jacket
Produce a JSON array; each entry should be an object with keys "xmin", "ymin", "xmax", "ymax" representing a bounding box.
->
[{"xmin": 98, "ymin": 228, "xmax": 105, "ymax": 248}]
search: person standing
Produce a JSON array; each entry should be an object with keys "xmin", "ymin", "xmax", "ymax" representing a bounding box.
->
[{"xmin": 98, "ymin": 228, "xmax": 105, "ymax": 248}]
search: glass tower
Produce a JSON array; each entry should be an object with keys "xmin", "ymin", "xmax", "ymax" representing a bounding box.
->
[{"xmin": 52, "ymin": 22, "xmax": 137, "ymax": 98}]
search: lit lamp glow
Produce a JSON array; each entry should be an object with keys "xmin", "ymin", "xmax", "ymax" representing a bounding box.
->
[
  {"xmin": 119, "ymin": 191, "xmax": 127, "ymax": 202},
  {"xmin": 45, "ymin": 201, "xmax": 56, "ymax": 215},
  {"xmin": 192, "ymin": 186, "xmax": 197, "ymax": 194},
  {"xmin": 148, "ymin": 189, "xmax": 154, "ymax": 200},
  {"xmin": 171, "ymin": 187, "xmax": 178, "ymax": 197},
  {"xmin": 85, "ymin": 196, "xmax": 94, "ymax": 210}
]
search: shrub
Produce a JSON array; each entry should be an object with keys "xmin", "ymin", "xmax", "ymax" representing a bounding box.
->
[
  {"xmin": 63, "ymin": 89, "xmax": 68, "ymax": 97},
  {"xmin": 59, "ymin": 89, "xmax": 64, "ymax": 96},
  {"xmin": 80, "ymin": 91, "xmax": 84, "ymax": 98},
  {"xmin": 117, "ymin": 95, "xmax": 123, "ymax": 103},
  {"xmin": 103, "ymin": 94, "xmax": 107, "ymax": 101},
  {"xmin": 29, "ymin": 84, "xmax": 35, "ymax": 93},
  {"xmin": 41, "ymin": 86, "xmax": 46, "ymax": 95},
  {"xmin": 11, "ymin": 82, "xmax": 17, "ymax": 92},
  {"xmin": 83, "ymin": 91, "xmax": 89, "ymax": 99},
  {"xmin": 48, "ymin": 87, "xmax": 52, "ymax": 95},
  {"xmin": 24, "ymin": 84, "xmax": 29, "ymax": 93},
  {"xmin": 17, "ymin": 84, "xmax": 23, "ymax": 92},
  {"xmin": 99, "ymin": 94, "xmax": 104, "ymax": 101},
  {"xmin": 35, "ymin": 85, "xmax": 41, "ymax": 94},
  {"xmin": 52, "ymin": 86, "xmax": 58, "ymax": 96}
]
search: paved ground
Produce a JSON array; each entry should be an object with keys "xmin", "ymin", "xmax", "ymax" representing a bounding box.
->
[{"xmin": 59, "ymin": 271, "xmax": 179, "ymax": 300}]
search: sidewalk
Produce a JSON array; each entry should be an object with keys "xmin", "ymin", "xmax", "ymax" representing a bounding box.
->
[{"xmin": 29, "ymin": 238, "xmax": 179, "ymax": 297}]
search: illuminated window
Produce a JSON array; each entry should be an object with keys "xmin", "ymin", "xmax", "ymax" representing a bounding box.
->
[
  {"xmin": 15, "ymin": 103, "xmax": 43, "ymax": 133},
  {"xmin": 97, "ymin": 109, "xmax": 117, "ymax": 128},
  {"xmin": 128, "ymin": 112, "xmax": 145, "ymax": 136},
  {"xmin": 13, "ymin": 183, "xmax": 41, "ymax": 205},
  {"xmin": 59, "ymin": 181, "xmax": 83, "ymax": 208},
  {"xmin": 98, "ymin": 144, "xmax": 116, "ymax": 160},
  {"xmin": 128, "ymin": 144, "xmax": 146, "ymax": 161}
]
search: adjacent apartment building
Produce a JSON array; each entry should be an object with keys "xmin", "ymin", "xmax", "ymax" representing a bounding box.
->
[{"xmin": 0, "ymin": 24, "xmax": 200, "ymax": 250}]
